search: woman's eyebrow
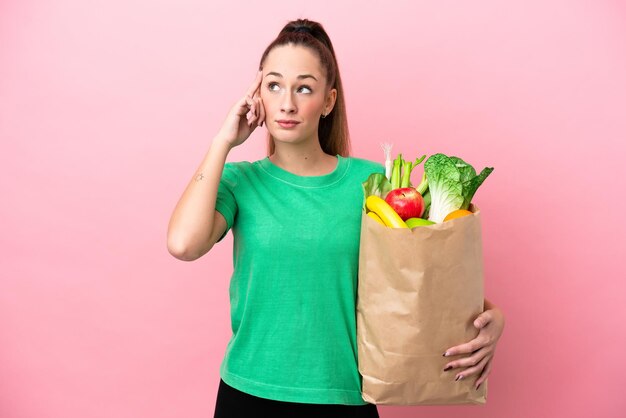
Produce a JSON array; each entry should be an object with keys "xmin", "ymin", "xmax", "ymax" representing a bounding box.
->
[{"xmin": 265, "ymin": 71, "xmax": 318, "ymax": 81}]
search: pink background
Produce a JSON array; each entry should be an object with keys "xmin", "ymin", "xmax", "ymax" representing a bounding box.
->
[{"xmin": 2, "ymin": 1, "xmax": 625, "ymax": 417}]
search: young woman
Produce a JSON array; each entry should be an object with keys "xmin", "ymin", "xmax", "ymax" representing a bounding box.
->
[{"xmin": 167, "ymin": 19, "xmax": 504, "ymax": 418}]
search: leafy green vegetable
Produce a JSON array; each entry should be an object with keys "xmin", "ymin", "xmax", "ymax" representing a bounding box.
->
[
  {"xmin": 424, "ymin": 153, "xmax": 493, "ymax": 223},
  {"xmin": 362, "ymin": 173, "xmax": 392, "ymax": 209},
  {"xmin": 460, "ymin": 167, "xmax": 494, "ymax": 210}
]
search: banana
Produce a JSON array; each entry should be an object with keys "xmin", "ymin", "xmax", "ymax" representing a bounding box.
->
[
  {"xmin": 367, "ymin": 211, "xmax": 385, "ymax": 226},
  {"xmin": 365, "ymin": 195, "xmax": 408, "ymax": 228}
]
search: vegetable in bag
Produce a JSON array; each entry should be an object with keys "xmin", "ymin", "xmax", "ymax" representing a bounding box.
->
[{"xmin": 424, "ymin": 154, "xmax": 493, "ymax": 223}]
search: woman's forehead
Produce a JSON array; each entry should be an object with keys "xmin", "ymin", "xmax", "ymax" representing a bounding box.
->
[{"xmin": 263, "ymin": 45, "xmax": 323, "ymax": 80}]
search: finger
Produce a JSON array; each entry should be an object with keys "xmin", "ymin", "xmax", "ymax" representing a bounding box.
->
[
  {"xmin": 245, "ymin": 70, "xmax": 263, "ymax": 99},
  {"xmin": 252, "ymin": 91, "xmax": 260, "ymax": 110},
  {"xmin": 249, "ymin": 103, "xmax": 256, "ymax": 124},
  {"xmin": 454, "ymin": 355, "xmax": 489, "ymax": 381},
  {"xmin": 243, "ymin": 96, "xmax": 253, "ymax": 113},
  {"xmin": 249, "ymin": 96, "xmax": 261, "ymax": 127},
  {"xmin": 244, "ymin": 96, "xmax": 255, "ymax": 125},
  {"xmin": 247, "ymin": 94, "xmax": 256, "ymax": 116},
  {"xmin": 443, "ymin": 347, "xmax": 489, "ymax": 371},
  {"xmin": 444, "ymin": 334, "xmax": 490, "ymax": 357},
  {"xmin": 475, "ymin": 358, "xmax": 493, "ymax": 389},
  {"xmin": 257, "ymin": 97, "xmax": 265, "ymax": 126},
  {"xmin": 232, "ymin": 96, "xmax": 251, "ymax": 117},
  {"xmin": 474, "ymin": 310, "xmax": 493, "ymax": 329}
]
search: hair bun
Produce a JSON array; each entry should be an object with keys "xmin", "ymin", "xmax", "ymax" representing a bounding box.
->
[{"xmin": 291, "ymin": 25, "xmax": 314, "ymax": 35}]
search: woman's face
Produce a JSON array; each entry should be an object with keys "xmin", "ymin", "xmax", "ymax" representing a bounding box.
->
[{"xmin": 260, "ymin": 44, "xmax": 336, "ymax": 148}]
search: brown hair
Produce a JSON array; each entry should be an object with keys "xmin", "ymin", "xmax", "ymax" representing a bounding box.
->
[{"xmin": 259, "ymin": 19, "xmax": 351, "ymax": 157}]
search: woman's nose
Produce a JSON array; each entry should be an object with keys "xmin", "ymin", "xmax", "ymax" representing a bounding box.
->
[{"xmin": 280, "ymin": 93, "xmax": 296, "ymax": 113}]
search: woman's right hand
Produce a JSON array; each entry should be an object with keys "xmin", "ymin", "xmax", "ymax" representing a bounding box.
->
[{"xmin": 216, "ymin": 70, "xmax": 266, "ymax": 148}]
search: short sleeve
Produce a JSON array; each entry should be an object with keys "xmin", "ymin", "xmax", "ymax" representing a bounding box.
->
[{"xmin": 215, "ymin": 163, "xmax": 239, "ymax": 242}]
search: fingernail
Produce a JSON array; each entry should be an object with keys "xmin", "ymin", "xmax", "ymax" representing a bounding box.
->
[
  {"xmin": 443, "ymin": 366, "xmax": 452, "ymax": 372},
  {"xmin": 476, "ymin": 383, "xmax": 482, "ymax": 390},
  {"xmin": 443, "ymin": 352, "xmax": 449, "ymax": 357},
  {"xmin": 455, "ymin": 375, "xmax": 463, "ymax": 381}
]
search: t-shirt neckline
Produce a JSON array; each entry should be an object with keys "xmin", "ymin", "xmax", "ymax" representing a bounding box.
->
[{"xmin": 259, "ymin": 155, "xmax": 348, "ymax": 188}]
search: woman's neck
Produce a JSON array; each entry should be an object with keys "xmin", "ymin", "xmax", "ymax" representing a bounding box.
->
[{"xmin": 269, "ymin": 141, "xmax": 338, "ymax": 176}]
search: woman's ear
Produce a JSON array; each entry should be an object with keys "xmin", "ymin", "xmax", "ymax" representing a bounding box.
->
[{"xmin": 324, "ymin": 88, "xmax": 337, "ymax": 115}]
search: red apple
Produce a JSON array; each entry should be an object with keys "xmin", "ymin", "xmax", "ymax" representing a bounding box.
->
[{"xmin": 384, "ymin": 187, "xmax": 425, "ymax": 220}]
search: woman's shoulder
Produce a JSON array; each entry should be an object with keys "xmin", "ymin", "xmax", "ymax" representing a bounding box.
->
[
  {"xmin": 224, "ymin": 160, "xmax": 255, "ymax": 170},
  {"xmin": 220, "ymin": 160, "xmax": 258, "ymax": 189}
]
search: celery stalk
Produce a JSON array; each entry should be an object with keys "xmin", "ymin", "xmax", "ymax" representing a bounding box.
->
[
  {"xmin": 400, "ymin": 155, "xmax": 427, "ymax": 188},
  {"xmin": 390, "ymin": 154, "xmax": 403, "ymax": 189},
  {"xmin": 416, "ymin": 172, "xmax": 428, "ymax": 195}
]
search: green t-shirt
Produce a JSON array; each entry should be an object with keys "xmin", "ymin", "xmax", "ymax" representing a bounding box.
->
[{"xmin": 215, "ymin": 155, "xmax": 383, "ymax": 405}]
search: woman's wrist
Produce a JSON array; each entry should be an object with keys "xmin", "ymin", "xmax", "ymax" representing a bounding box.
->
[{"xmin": 211, "ymin": 134, "xmax": 235, "ymax": 154}]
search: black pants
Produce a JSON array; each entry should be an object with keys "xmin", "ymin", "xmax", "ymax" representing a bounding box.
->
[{"xmin": 214, "ymin": 379, "xmax": 379, "ymax": 418}]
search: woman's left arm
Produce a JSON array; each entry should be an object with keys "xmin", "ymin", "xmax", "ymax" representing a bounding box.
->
[{"xmin": 442, "ymin": 298, "xmax": 505, "ymax": 389}]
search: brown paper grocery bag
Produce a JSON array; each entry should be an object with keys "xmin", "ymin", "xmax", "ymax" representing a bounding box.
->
[{"xmin": 356, "ymin": 204, "xmax": 487, "ymax": 405}]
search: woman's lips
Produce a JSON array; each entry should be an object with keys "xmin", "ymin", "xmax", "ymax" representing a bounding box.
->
[{"xmin": 277, "ymin": 120, "xmax": 300, "ymax": 129}]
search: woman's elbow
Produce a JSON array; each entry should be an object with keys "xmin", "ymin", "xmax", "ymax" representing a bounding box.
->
[{"xmin": 167, "ymin": 235, "xmax": 210, "ymax": 262}]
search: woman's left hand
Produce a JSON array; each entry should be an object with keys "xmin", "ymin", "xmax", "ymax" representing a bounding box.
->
[{"xmin": 442, "ymin": 305, "xmax": 505, "ymax": 389}]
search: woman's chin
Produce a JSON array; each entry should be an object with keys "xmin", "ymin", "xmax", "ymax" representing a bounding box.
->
[{"xmin": 270, "ymin": 132, "xmax": 310, "ymax": 145}]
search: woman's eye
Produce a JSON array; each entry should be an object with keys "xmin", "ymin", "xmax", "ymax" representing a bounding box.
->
[
  {"xmin": 266, "ymin": 83, "xmax": 311, "ymax": 94},
  {"xmin": 298, "ymin": 86, "xmax": 312, "ymax": 94}
]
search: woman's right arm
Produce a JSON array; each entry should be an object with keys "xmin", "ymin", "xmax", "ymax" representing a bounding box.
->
[{"xmin": 167, "ymin": 71, "xmax": 265, "ymax": 261}]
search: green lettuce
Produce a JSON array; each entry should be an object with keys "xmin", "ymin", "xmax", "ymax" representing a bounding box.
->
[
  {"xmin": 424, "ymin": 153, "xmax": 493, "ymax": 223},
  {"xmin": 361, "ymin": 173, "xmax": 392, "ymax": 209}
]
